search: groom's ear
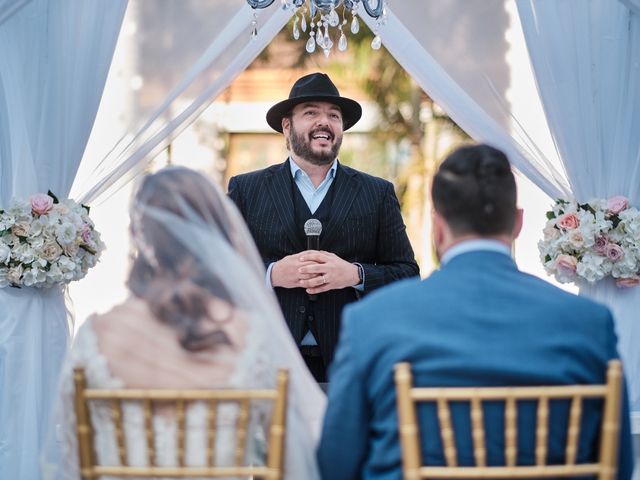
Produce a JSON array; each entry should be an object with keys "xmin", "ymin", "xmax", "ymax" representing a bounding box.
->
[
  {"xmin": 512, "ymin": 207, "xmax": 524, "ymax": 239},
  {"xmin": 432, "ymin": 210, "xmax": 447, "ymax": 256}
]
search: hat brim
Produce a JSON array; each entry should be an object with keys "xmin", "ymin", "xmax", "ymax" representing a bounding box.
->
[{"xmin": 266, "ymin": 95, "xmax": 363, "ymax": 133}]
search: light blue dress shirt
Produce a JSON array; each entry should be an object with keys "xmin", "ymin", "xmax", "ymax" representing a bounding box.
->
[
  {"xmin": 265, "ymin": 157, "xmax": 363, "ymax": 346},
  {"xmin": 440, "ymin": 239, "xmax": 512, "ymax": 266}
]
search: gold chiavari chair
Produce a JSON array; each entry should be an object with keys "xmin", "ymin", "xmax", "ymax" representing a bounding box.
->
[
  {"xmin": 73, "ymin": 367, "xmax": 288, "ymax": 479},
  {"xmin": 394, "ymin": 360, "xmax": 622, "ymax": 480}
]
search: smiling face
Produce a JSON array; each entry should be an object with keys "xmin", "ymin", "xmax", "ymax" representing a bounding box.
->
[{"xmin": 283, "ymin": 101, "xmax": 344, "ymax": 166}]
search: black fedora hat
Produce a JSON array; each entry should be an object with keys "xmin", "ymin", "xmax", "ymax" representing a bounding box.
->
[{"xmin": 266, "ymin": 72, "xmax": 362, "ymax": 133}]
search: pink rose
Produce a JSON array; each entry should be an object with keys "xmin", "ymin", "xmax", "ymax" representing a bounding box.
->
[
  {"xmin": 555, "ymin": 254, "xmax": 577, "ymax": 276},
  {"xmin": 616, "ymin": 276, "xmax": 640, "ymax": 288},
  {"xmin": 80, "ymin": 225, "xmax": 92, "ymax": 244},
  {"xmin": 30, "ymin": 193, "xmax": 54, "ymax": 216},
  {"xmin": 605, "ymin": 243, "xmax": 624, "ymax": 262},
  {"xmin": 607, "ymin": 196, "xmax": 629, "ymax": 215},
  {"xmin": 594, "ymin": 235, "xmax": 608, "ymax": 254},
  {"xmin": 557, "ymin": 212, "xmax": 580, "ymax": 230}
]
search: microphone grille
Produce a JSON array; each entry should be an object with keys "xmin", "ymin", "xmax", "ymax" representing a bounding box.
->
[{"xmin": 304, "ymin": 218, "xmax": 322, "ymax": 236}]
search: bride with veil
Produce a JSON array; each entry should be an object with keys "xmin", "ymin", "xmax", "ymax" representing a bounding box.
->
[{"xmin": 42, "ymin": 167, "xmax": 326, "ymax": 479}]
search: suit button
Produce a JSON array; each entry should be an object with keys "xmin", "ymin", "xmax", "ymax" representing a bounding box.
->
[
  {"xmin": 308, "ymin": 315, "xmax": 314, "ymax": 322},
  {"xmin": 298, "ymin": 306, "xmax": 306, "ymax": 313}
]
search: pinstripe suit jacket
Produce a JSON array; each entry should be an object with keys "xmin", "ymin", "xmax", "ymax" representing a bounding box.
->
[{"xmin": 228, "ymin": 159, "xmax": 419, "ymax": 366}]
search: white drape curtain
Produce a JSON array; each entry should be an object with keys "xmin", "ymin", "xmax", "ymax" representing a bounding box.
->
[
  {"xmin": 517, "ymin": 0, "xmax": 640, "ymax": 413},
  {"xmin": 361, "ymin": 0, "xmax": 570, "ymax": 200},
  {"xmin": 0, "ymin": 1, "xmax": 126, "ymax": 477},
  {"xmin": 0, "ymin": 0, "xmax": 31, "ymax": 26},
  {"xmin": 620, "ymin": 0, "xmax": 640, "ymax": 14},
  {"xmin": 73, "ymin": 2, "xmax": 293, "ymax": 204}
]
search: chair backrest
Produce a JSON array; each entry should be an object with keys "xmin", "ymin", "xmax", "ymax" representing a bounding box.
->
[
  {"xmin": 73, "ymin": 367, "xmax": 289, "ymax": 479},
  {"xmin": 394, "ymin": 360, "xmax": 622, "ymax": 480}
]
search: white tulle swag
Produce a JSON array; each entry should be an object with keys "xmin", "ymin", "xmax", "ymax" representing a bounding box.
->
[
  {"xmin": 539, "ymin": 197, "xmax": 640, "ymax": 288},
  {"xmin": 0, "ymin": 192, "xmax": 104, "ymax": 288}
]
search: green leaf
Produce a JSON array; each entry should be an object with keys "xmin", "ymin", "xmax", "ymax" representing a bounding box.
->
[
  {"xmin": 544, "ymin": 254, "xmax": 552, "ymax": 263},
  {"xmin": 546, "ymin": 211, "xmax": 556, "ymax": 220},
  {"xmin": 578, "ymin": 203, "xmax": 596, "ymax": 215},
  {"xmin": 611, "ymin": 216, "xmax": 621, "ymax": 228},
  {"xmin": 80, "ymin": 244, "xmax": 97, "ymax": 255},
  {"xmin": 47, "ymin": 190, "xmax": 59, "ymax": 204}
]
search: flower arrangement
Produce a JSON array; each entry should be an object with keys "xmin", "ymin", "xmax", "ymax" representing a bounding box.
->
[
  {"xmin": 0, "ymin": 192, "xmax": 104, "ymax": 288},
  {"xmin": 538, "ymin": 196, "xmax": 640, "ymax": 288}
]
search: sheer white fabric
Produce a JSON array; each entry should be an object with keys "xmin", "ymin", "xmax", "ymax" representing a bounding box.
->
[
  {"xmin": 0, "ymin": 0, "xmax": 31, "ymax": 26},
  {"xmin": 516, "ymin": 0, "xmax": 640, "ymax": 413},
  {"xmin": 44, "ymin": 168, "xmax": 325, "ymax": 479},
  {"xmin": 361, "ymin": 0, "xmax": 570, "ymax": 200},
  {"xmin": 620, "ymin": 0, "xmax": 640, "ymax": 14},
  {"xmin": 0, "ymin": 1, "xmax": 125, "ymax": 478},
  {"xmin": 73, "ymin": 2, "xmax": 293, "ymax": 204}
]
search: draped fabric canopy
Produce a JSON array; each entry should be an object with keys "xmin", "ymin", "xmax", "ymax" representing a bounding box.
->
[
  {"xmin": 0, "ymin": 1, "xmax": 126, "ymax": 477},
  {"xmin": 1, "ymin": 3, "xmax": 639, "ymax": 477}
]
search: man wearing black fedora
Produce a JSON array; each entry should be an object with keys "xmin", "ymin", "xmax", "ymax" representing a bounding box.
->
[{"xmin": 228, "ymin": 72, "xmax": 419, "ymax": 382}]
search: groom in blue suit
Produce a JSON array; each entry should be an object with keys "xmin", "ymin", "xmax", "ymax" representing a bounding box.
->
[{"xmin": 317, "ymin": 144, "xmax": 633, "ymax": 479}]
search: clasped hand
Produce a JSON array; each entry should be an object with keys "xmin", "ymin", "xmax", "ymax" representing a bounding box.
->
[{"xmin": 271, "ymin": 250, "xmax": 359, "ymax": 294}]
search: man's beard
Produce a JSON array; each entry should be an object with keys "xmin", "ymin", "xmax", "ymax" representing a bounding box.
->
[{"xmin": 289, "ymin": 122, "xmax": 342, "ymax": 166}]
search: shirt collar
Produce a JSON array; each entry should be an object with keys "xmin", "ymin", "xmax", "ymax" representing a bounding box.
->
[
  {"xmin": 440, "ymin": 239, "xmax": 512, "ymax": 266},
  {"xmin": 289, "ymin": 156, "xmax": 337, "ymax": 182}
]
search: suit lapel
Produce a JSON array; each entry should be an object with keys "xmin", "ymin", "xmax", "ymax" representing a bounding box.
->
[
  {"xmin": 266, "ymin": 159, "xmax": 305, "ymax": 251},
  {"xmin": 322, "ymin": 162, "xmax": 361, "ymax": 247}
]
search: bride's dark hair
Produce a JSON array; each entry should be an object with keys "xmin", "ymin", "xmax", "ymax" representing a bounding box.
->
[{"xmin": 128, "ymin": 168, "xmax": 236, "ymax": 352}]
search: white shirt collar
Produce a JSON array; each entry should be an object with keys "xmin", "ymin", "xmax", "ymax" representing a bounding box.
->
[
  {"xmin": 440, "ymin": 239, "xmax": 512, "ymax": 266},
  {"xmin": 289, "ymin": 157, "xmax": 337, "ymax": 181}
]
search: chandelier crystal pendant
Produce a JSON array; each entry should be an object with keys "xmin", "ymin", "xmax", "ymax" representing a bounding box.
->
[{"xmin": 246, "ymin": 0, "xmax": 387, "ymax": 56}]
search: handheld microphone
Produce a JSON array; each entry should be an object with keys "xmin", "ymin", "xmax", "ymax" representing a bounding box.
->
[
  {"xmin": 304, "ymin": 218, "xmax": 322, "ymax": 250},
  {"xmin": 304, "ymin": 219, "xmax": 322, "ymax": 301}
]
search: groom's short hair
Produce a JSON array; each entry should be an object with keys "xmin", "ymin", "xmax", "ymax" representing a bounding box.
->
[{"xmin": 432, "ymin": 144, "xmax": 517, "ymax": 236}]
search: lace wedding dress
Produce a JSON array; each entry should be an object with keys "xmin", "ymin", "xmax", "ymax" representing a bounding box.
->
[{"xmin": 44, "ymin": 312, "xmax": 320, "ymax": 480}]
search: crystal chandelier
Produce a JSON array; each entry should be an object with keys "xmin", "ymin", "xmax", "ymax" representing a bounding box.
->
[{"xmin": 246, "ymin": 0, "xmax": 387, "ymax": 56}]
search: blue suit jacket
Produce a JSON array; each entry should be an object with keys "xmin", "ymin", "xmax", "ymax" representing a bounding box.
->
[{"xmin": 317, "ymin": 251, "xmax": 633, "ymax": 480}]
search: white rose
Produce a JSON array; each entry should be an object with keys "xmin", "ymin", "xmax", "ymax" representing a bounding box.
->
[
  {"xmin": 567, "ymin": 230, "xmax": 585, "ymax": 249},
  {"xmin": 13, "ymin": 244, "xmax": 35, "ymax": 264},
  {"xmin": 8, "ymin": 201, "xmax": 32, "ymax": 221},
  {"xmin": 41, "ymin": 242, "xmax": 63, "ymax": 262},
  {"xmin": 0, "ymin": 243, "xmax": 10, "ymax": 265},
  {"xmin": 55, "ymin": 223, "xmax": 77, "ymax": 246},
  {"xmin": 7, "ymin": 265, "xmax": 24, "ymax": 285},
  {"xmin": 11, "ymin": 222, "xmax": 29, "ymax": 237},
  {"xmin": 29, "ymin": 218, "xmax": 44, "ymax": 237},
  {"xmin": 28, "ymin": 236, "xmax": 44, "ymax": 251},
  {"xmin": 542, "ymin": 225, "xmax": 560, "ymax": 241}
]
